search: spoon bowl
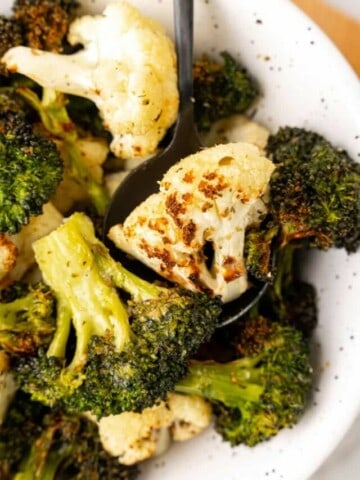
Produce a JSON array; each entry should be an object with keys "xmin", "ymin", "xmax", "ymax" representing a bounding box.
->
[{"xmin": 104, "ymin": 0, "xmax": 269, "ymax": 326}]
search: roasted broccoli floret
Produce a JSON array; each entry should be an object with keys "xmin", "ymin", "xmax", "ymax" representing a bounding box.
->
[
  {"xmin": 244, "ymin": 126, "xmax": 360, "ymax": 287},
  {"xmin": 0, "ymin": 0, "xmax": 77, "ymax": 77},
  {"xmin": 0, "ymin": 16, "xmax": 23, "ymax": 76},
  {"xmin": 0, "ymin": 107, "xmax": 63, "ymax": 234},
  {"xmin": 175, "ymin": 315, "xmax": 312, "ymax": 447},
  {"xmin": 0, "ymin": 282, "xmax": 56, "ymax": 355},
  {"xmin": 193, "ymin": 52, "xmax": 259, "ymax": 131},
  {"xmin": 266, "ymin": 126, "xmax": 360, "ymax": 253},
  {"xmin": 13, "ymin": 0, "xmax": 78, "ymax": 53},
  {"xmin": 0, "ymin": 391, "xmax": 47, "ymax": 478},
  {"xmin": 0, "ymin": 391, "xmax": 139, "ymax": 480},
  {"xmin": 13, "ymin": 212, "xmax": 221, "ymax": 417}
]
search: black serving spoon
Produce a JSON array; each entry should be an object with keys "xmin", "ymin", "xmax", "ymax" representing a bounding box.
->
[{"xmin": 104, "ymin": 0, "xmax": 268, "ymax": 327}]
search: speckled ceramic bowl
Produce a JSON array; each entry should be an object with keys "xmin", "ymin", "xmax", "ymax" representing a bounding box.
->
[{"xmin": 1, "ymin": 1, "xmax": 359, "ymax": 479}]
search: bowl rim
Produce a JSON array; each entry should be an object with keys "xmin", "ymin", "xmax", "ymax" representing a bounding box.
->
[{"xmin": 0, "ymin": 1, "xmax": 359, "ymax": 479}]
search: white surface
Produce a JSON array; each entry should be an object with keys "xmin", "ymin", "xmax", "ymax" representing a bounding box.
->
[
  {"xmin": 308, "ymin": 4, "xmax": 360, "ymax": 478},
  {"xmin": 311, "ymin": 414, "xmax": 360, "ymax": 479},
  {"xmin": 1, "ymin": 1, "xmax": 360, "ymax": 479},
  {"xmin": 307, "ymin": 3, "xmax": 360, "ymax": 478}
]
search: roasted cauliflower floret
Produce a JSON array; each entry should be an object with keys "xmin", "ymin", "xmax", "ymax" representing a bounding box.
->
[
  {"xmin": 167, "ymin": 392, "xmax": 213, "ymax": 442},
  {"xmin": 96, "ymin": 393, "xmax": 212, "ymax": 466},
  {"xmin": 202, "ymin": 114, "xmax": 270, "ymax": 152},
  {"xmin": 2, "ymin": 1, "xmax": 179, "ymax": 160},
  {"xmin": 0, "ymin": 236, "xmax": 18, "ymax": 286},
  {"xmin": 0, "ymin": 203, "xmax": 63, "ymax": 289},
  {"xmin": 109, "ymin": 142, "xmax": 275, "ymax": 303}
]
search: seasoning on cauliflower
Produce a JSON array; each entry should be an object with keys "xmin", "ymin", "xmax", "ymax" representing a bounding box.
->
[
  {"xmin": 2, "ymin": 1, "xmax": 179, "ymax": 160},
  {"xmin": 109, "ymin": 142, "xmax": 275, "ymax": 303},
  {"xmin": 95, "ymin": 393, "xmax": 212, "ymax": 466}
]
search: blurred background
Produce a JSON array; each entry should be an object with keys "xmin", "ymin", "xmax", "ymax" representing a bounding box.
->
[
  {"xmin": 292, "ymin": 2, "xmax": 359, "ymax": 479},
  {"xmin": 294, "ymin": 0, "xmax": 360, "ymax": 74}
]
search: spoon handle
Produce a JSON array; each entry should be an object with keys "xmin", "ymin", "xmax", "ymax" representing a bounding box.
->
[
  {"xmin": 174, "ymin": 0, "xmax": 194, "ymax": 108},
  {"xmin": 172, "ymin": 0, "xmax": 200, "ymax": 152}
]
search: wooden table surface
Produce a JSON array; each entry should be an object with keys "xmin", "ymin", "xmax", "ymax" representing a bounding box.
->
[{"xmin": 293, "ymin": 0, "xmax": 360, "ymax": 75}]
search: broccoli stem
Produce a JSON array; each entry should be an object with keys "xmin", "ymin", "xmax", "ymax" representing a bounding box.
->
[
  {"xmin": 17, "ymin": 86, "xmax": 73, "ymax": 139},
  {"xmin": 17, "ymin": 86, "xmax": 110, "ymax": 215},
  {"xmin": 38, "ymin": 451, "xmax": 71, "ymax": 480},
  {"xmin": 273, "ymin": 245, "xmax": 295, "ymax": 301},
  {"xmin": 175, "ymin": 358, "xmax": 265, "ymax": 406},
  {"xmin": 34, "ymin": 214, "xmax": 132, "ymax": 368},
  {"xmin": 46, "ymin": 300, "xmax": 72, "ymax": 359},
  {"xmin": 14, "ymin": 425, "xmax": 72, "ymax": 480},
  {"xmin": 270, "ymin": 244, "xmax": 299, "ymax": 323},
  {"xmin": 93, "ymin": 245, "xmax": 165, "ymax": 302}
]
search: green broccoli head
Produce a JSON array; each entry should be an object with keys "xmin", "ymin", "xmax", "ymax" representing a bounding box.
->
[
  {"xmin": 0, "ymin": 282, "xmax": 56, "ymax": 355},
  {"xmin": 175, "ymin": 315, "xmax": 312, "ymax": 447},
  {"xmin": 213, "ymin": 402, "xmax": 281, "ymax": 448},
  {"xmin": 72, "ymin": 288, "xmax": 222, "ymax": 417},
  {"xmin": 13, "ymin": 213, "xmax": 221, "ymax": 417},
  {"xmin": 0, "ymin": 109, "xmax": 63, "ymax": 234},
  {"xmin": 0, "ymin": 391, "xmax": 139, "ymax": 480},
  {"xmin": 266, "ymin": 127, "xmax": 360, "ymax": 252},
  {"xmin": 13, "ymin": 0, "xmax": 79, "ymax": 53},
  {"xmin": 193, "ymin": 51, "xmax": 259, "ymax": 131}
]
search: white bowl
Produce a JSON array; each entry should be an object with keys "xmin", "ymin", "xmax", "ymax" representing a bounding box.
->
[{"xmin": 1, "ymin": 1, "xmax": 359, "ymax": 479}]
